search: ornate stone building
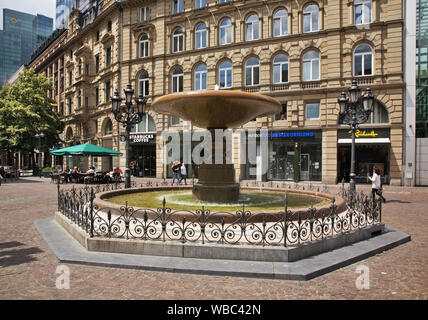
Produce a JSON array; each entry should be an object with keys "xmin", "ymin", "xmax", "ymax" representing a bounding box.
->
[{"xmin": 62, "ymin": 0, "xmax": 404, "ymax": 185}]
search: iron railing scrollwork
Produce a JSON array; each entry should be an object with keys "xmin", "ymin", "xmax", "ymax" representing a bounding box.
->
[{"xmin": 57, "ymin": 182, "xmax": 382, "ymax": 248}]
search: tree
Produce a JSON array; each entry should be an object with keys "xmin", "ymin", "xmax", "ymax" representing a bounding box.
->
[{"xmin": 0, "ymin": 69, "xmax": 64, "ymax": 167}]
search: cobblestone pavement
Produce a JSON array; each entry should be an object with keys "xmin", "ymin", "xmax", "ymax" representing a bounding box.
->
[{"xmin": 0, "ymin": 177, "xmax": 427, "ymax": 300}]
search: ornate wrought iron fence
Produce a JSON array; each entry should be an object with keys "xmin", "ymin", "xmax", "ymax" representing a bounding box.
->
[{"xmin": 56, "ymin": 182, "xmax": 382, "ymax": 247}]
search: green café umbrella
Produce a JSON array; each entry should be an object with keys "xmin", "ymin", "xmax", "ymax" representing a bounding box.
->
[{"xmin": 50, "ymin": 143, "xmax": 123, "ymax": 156}]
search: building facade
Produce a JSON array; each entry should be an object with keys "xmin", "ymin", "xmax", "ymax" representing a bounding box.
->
[
  {"xmin": 62, "ymin": 0, "xmax": 405, "ymax": 185},
  {"xmin": 0, "ymin": 9, "xmax": 53, "ymax": 88}
]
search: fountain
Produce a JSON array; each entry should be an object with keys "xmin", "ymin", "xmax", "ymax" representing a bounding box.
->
[{"xmin": 150, "ymin": 90, "xmax": 282, "ymax": 203}]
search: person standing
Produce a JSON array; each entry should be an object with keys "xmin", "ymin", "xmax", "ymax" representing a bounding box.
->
[
  {"xmin": 179, "ymin": 163, "xmax": 187, "ymax": 185},
  {"xmin": 172, "ymin": 161, "xmax": 180, "ymax": 185},
  {"xmin": 368, "ymin": 167, "xmax": 386, "ymax": 203}
]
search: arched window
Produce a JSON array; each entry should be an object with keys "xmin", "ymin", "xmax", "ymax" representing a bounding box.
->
[
  {"xmin": 245, "ymin": 14, "xmax": 259, "ymax": 41},
  {"xmin": 104, "ymin": 119, "xmax": 113, "ymax": 135},
  {"xmin": 139, "ymin": 33, "xmax": 149, "ymax": 58},
  {"xmin": 172, "ymin": 28, "xmax": 183, "ymax": 53},
  {"xmin": 138, "ymin": 71, "xmax": 149, "ymax": 97},
  {"xmin": 131, "ymin": 114, "xmax": 156, "ymax": 133},
  {"xmin": 219, "ymin": 18, "xmax": 232, "ymax": 45},
  {"xmin": 354, "ymin": 44, "xmax": 373, "ymax": 76},
  {"xmin": 245, "ymin": 58, "xmax": 260, "ymax": 86},
  {"xmin": 355, "ymin": 0, "xmax": 372, "ymax": 25},
  {"xmin": 273, "ymin": 54, "xmax": 289, "ymax": 83},
  {"xmin": 302, "ymin": 50, "xmax": 320, "ymax": 81},
  {"xmin": 194, "ymin": 64, "xmax": 207, "ymax": 90},
  {"xmin": 303, "ymin": 4, "xmax": 319, "ymax": 33},
  {"xmin": 172, "ymin": 66, "xmax": 183, "ymax": 93},
  {"xmin": 195, "ymin": 23, "xmax": 207, "ymax": 49},
  {"xmin": 273, "ymin": 9, "xmax": 288, "ymax": 37},
  {"xmin": 219, "ymin": 60, "xmax": 232, "ymax": 88}
]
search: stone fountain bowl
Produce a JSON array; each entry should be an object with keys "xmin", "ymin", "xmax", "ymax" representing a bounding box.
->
[{"xmin": 150, "ymin": 90, "xmax": 282, "ymax": 129}]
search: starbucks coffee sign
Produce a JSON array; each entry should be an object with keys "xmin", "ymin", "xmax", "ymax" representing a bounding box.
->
[{"xmin": 129, "ymin": 133, "xmax": 155, "ymax": 143}]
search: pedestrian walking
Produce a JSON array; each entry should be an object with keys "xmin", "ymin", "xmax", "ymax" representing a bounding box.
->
[
  {"xmin": 179, "ymin": 163, "xmax": 187, "ymax": 185},
  {"xmin": 368, "ymin": 167, "xmax": 386, "ymax": 203}
]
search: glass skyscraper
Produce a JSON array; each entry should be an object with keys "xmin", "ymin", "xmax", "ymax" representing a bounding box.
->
[
  {"xmin": 56, "ymin": 0, "xmax": 75, "ymax": 29},
  {"xmin": 0, "ymin": 9, "xmax": 53, "ymax": 88}
]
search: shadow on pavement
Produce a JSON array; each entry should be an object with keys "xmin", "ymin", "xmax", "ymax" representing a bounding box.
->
[{"xmin": 0, "ymin": 243, "xmax": 43, "ymax": 267}]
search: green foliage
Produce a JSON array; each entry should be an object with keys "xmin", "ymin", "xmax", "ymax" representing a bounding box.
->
[
  {"xmin": 0, "ymin": 69, "xmax": 64, "ymax": 154},
  {"xmin": 42, "ymin": 167, "xmax": 58, "ymax": 173}
]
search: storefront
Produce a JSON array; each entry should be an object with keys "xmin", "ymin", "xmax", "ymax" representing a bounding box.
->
[
  {"xmin": 337, "ymin": 128, "xmax": 390, "ymax": 184},
  {"xmin": 129, "ymin": 133, "xmax": 156, "ymax": 177},
  {"xmin": 243, "ymin": 130, "xmax": 322, "ymax": 182}
]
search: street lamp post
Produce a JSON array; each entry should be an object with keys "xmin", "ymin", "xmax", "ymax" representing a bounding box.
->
[
  {"xmin": 338, "ymin": 79, "xmax": 375, "ymax": 194},
  {"xmin": 35, "ymin": 128, "xmax": 45, "ymax": 178},
  {"xmin": 111, "ymin": 83, "xmax": 146, "ymax": 188}
]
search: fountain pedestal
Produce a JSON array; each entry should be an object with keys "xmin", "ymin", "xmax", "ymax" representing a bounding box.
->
[{"xmin": 192, "ymin": 164, "xmax": 239, "ymax": 202}]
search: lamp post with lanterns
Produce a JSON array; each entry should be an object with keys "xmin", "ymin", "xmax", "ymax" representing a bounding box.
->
[
  {"xmin": 111, "ymin": 83, "xmax": 146, "ymax": 188},
  {"xmin": 35, "ymin": 128, "xmax": 45, "ymax": 178},
  {"xmin": 338, "ymin": 79, "xmax": 375, "ymax": 194}
]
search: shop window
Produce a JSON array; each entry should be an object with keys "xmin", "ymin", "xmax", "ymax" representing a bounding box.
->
[
  {"xmin": 219, "ymin": 18, "xmax": 232, "ymax": 45},
  {"xmin": 306, "ymin": 102, "xmax": 320, "ymax": 120},
  {"xmin": 355, "ymin": 0, "xmax": 372, "ymax": 25},
  {"xmin": 273, "ymin": 54, "xmax": 289, "ymax": 83},
  {"xmin": 273, "ymin": 8, "xmax": 288, "ymax": 37},
  {"xmin": 275, "ymin": 103, "xmax": 287, "ymax": 121},
  {"xmin": 194, "ymin": 64, "xmax": 207, "ymax": 90},
  {"xmin": 354, "ymin": 44, "xmax": 373, "ymax": 76},
  {"xmin": 139, "ymin": 71, "xmax": 149, "ymax": 97},
  {"xmin": 303, "ymin": 4, "xmax": 319, "ymax": 33},
  {"xmin": 219, "ymin": 60, "xmax": 232, "ymax": 88},
  {"xmin": 245, "ymin": 57, "xmax": 260, "ymax": 86},
  {"xmin": 245, "ymin": 14, "xmax": 259, "ymax": 41},
  {"xmin": 195, "ymin": 23, "xmax": 207, "ymax": 49}
]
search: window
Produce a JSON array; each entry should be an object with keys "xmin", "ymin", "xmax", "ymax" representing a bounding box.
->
[
  {"xmin": 195, "ymin": 23, "xmax": 207, "ymax": 49},
  {"xmin": 67, "ymin": 98, "xmax": 72, "ymax": 114},
  {"xmin": 95, "ymin": 87, "xmax": 99, "ymax": 106},
  {"xmin": 105, "ymin": 119, "xmax": 113, "ymax": 135},
  {"xmin": 78, "ymin": 59, "xmax": 82, "ymax": 75},
  {"xmin": 303, "ymin": 4, "xmax": 319, "ymax": 33},
  {"xmin": 306, "ymin": 102, "xmax": 320, "ymax": 120},
  {"xmin": 171, "ymin": 116, "xmax": 180, "ymax": 126},
  {"xmin": 78, "ymin": 90, "xmax": 82, "ymax": 108},
  {"xmin": 105, "ymin": 81, "xmax": 111, "ymax": 102},
  {"xmin": 140, "ymin": 7, "xmax": 150, "ymax": 22},
  {"xmin": 219, "ymin": 18, "xmax": 232, "ymax": 45},
  {"xmin": 219, "ymin": 61, "xmax": 232, "ymax": 88},
  {"xmin": 219, "ymin": 0, "xmax": 232, "ymax": 3},
  {"xmin": 95, "ymin": 54, "xmax": 99, "ymax": 73},
  {"xmin": 354, "ymin": 44, "xmax": 373, "ymax": 76},
  {"xmin": 139, "ymin": 34, "xmax": 149, "ymax": 58},
  {"xmin": 106, "ymin": 47, "xmax": 111, "ymax": 66},
  {"xmin": 139, "ymin": 71, "xmax": 149, "ymax": 97},
  {"xmin": 131, "ymin": 114, "xmax": 156, "ymax": 133},
  {"xmin": 173, "ymin": 0, "xmax": 183, "ymax": 14},
  {"xmin": 172, "ymin": 67, "xmax": 183, "ymax": 93},
  {"xmin": 194, "ymin": 64, "xmax": 207, "ymax": 90},
  {"xmin": 273, "ymin": 9, "xmax": 288, "ymax": 37},
  {"xmin": 195, "ymin": 0, "xmax": 206, "ymax": 9},
  {"xmin": 275, "ymin": 103, "xmax": 287, "ymax": 121},
  {"xmin": 60, "ymin": 102, "xmax": 64, "ymax": 115},
  {"xmin": 68, "ymin": 71, "xmax": 72, "ymax": 86},
  {"xmin": 85, "ymin": 96, "xmax": 89, "ymax": 107},
  {"xmin": 85, "ymin": 64, "xmax": 89, "ymax": 75},
  {"xmin": 302, "ymin": 51, "xmax": 320, "ymax": 81},
  {"xmin": 96, "ymin": 30, "xmax": 100, "ymax": 42},
  {"xmin": 245, "ymin": 14, "xmax": 259, "ymax": 41},
  {"xmin": 273, "ymin": 54, "xmax": 289, "ymax": 83},
  {"xmin": 339, "ymin": 99, "xmax": 389, "ymax": 124},
  {"xmin": 355, "ymin": 0, "xmax": 372, "ymax": 25},
  {"xmin": 245, "ymin": 58, "xmax": 260, "ymax": 86},
  {"xmin": 172, "ymin": 28, "xmax": 184, "ymax": 53},
  {"xmin": 107, "ymin": 20, "xmax": 112, "ymax": 32}
]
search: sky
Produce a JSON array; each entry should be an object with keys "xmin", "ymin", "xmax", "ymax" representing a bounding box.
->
[{"xmin": 0, "ymin": 0, "xmax": 56, "ymax": 30}]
